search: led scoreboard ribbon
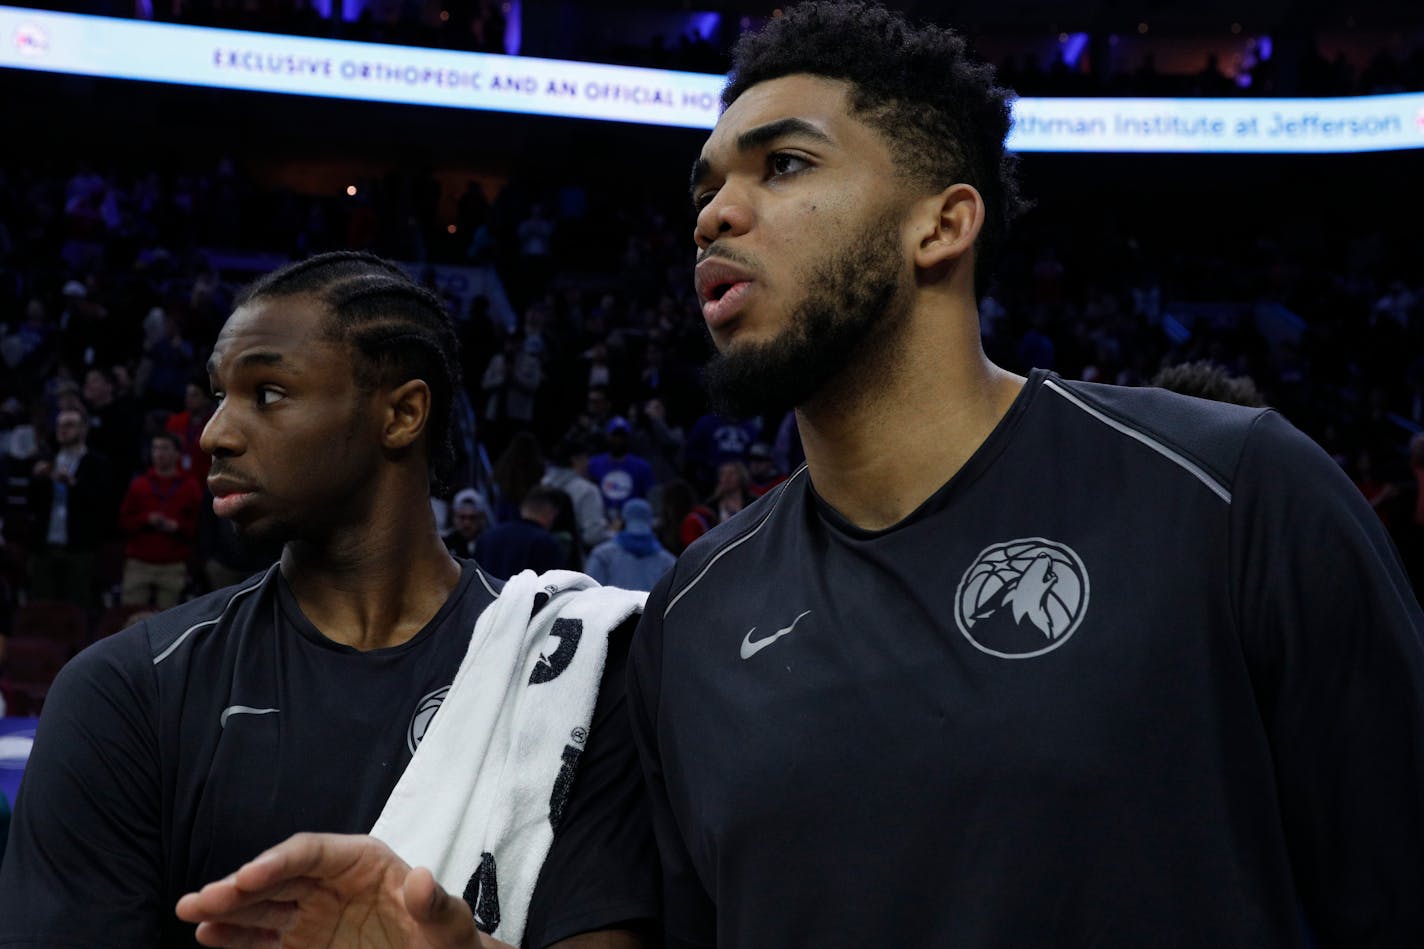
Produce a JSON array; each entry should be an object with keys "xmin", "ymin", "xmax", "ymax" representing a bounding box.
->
[{"xmin": 4, "ymin": 4, "xmax": 1424, "ymax": 151}]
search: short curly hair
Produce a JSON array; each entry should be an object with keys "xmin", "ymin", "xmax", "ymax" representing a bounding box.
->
[{"xmin": 723, "ymin": 1, "xmax": 1025, "ymax": 294}]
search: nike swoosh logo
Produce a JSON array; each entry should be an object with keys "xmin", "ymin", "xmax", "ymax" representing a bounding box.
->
[
  {"xmin": 220, "ymin": 706, "xmax": 280, "ymax": 728},
  {"xmin": 740, "ymin": 610, "xmax": 812, "ymax": 660}
]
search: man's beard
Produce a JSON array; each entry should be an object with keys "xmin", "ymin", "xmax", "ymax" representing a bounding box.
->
[{"xmin": 702, "ymin": 212, "xmax": 910, "ymax": 419}]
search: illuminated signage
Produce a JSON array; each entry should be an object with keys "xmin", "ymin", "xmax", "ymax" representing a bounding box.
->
[
  {"xmin": 1007, "ymin": 94, "xmax": 1424, "ymax": 153},
  {"xmin": 0, "ymin": 5, "xmax": 724, "ymax": 129},
  {"xmin": 4, "ymin": 5, "xmax": 1423, "ymax": 152}
]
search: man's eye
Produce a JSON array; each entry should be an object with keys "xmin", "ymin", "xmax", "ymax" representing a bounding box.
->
[
  {"xmin": 257, "ymin": 387, "xmax": 285, "ymax": 406},
  {"xmin": 211, "ymin": 391, "xmax": 225, "ymax": 403},
  {"xmin": 769, "ymin": 153, "xmax": 810, "ymax": 177},
  {"xmin": 693, "ymin": 190, "xmax": 717, "ymax": 211}
]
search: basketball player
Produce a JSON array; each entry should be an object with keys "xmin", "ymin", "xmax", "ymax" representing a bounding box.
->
[
  {"xmin": 0, "ymin": 253, "xmax": 656, "ymax": 948},
  {"xmin": 172, "ymin": 3, "xmax": 1424, "ymax": 947},
  {"xmin": 628, "ymin": 3, "xmax": 1424, "ymax": 946}
]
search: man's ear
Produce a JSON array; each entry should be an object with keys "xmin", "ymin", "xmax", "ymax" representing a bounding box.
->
[
  {"xmin": 382, "ymin": 379, "xmax": 432, "ymax": 451},
  {"xmin": 910, "ymin": 182, "xmax": 984, "ymax": 272}
]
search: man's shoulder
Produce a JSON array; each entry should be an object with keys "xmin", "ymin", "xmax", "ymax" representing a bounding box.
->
[
  {"xmin": 140, "ymin": 566, "xmax": 277, "ymax": 665},
  {"xmin": 1042, "ymin": 375, "xmax": 1270, "ymax": 494},
  {"xmin": 668, "ymin": 467, "xmax": 807, "ymax": 600}
]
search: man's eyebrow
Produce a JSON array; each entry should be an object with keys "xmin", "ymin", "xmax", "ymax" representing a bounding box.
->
[
  {"xmin": 690, "ymin": 117, "xmax": 834, "ymax": 200},
  {"xmin": 206, "ymin": 350, "xmax": 295, "ymax": 377},
  {"xmin": 736, "ymin": 116, "xmax": 833, "ymax": 153}
]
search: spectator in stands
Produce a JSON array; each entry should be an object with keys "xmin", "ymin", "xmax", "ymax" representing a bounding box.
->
[
  {"xmin": 561, "ymin": 385, "xmax": 616, "ymax": 450},
  {"xmin": 27, "ymin": 406, "xmax": 114, "ymax": 607},
  {"xmin": 628, "ymin": 398, "xmax": 684, "ymax": 485},
  {"xmin": 489, "ymin": 430, "xmax": 546, "ymax": 523},
  {"xmin": 82, "ymin": 367, "xmax": 142, "ymax": 479},
  {"xmin": 139, "ymin": 310, "xmax": 196, "ymax": 411},
  {"xmin": 479, "ymin": 332, "xmax": 542, "ymax": 453},
  {"xmin": 1, "ymin": 407, "xmax": 41, "ymax": 549},
  {"xmin": 684, "ymin": 410, "xmax": 760, "ymax": 491},
  {"xmin": 1151, "ymin": 360, "xmax": 1267, "ymax": 407},
  {"xmin": 746, "ymin": 442, "xmax": 786, "ymax": 497},
  {"xmin": 588, "ymin": 416, "xmax": 654, "ymax": 517},
  {"xmin": 542, "ymin": 433, "xmax": 609, "ymax": 550},
  {"xmin": 584, "ymin": 498, "xmax": 675, "ymax": 592},
  {"xmin": 118, "ymin": 431, "xmax": 201, "ymax": 608},
  {"xmin": 680, "ymin": 460, "xmax": 753, "ymax": 547},
  {"xmin": 472, "ymin": 484, "xmax": 565, "ymax": 580},
  {"xmin": 165, "ymin": 379, "xmax": 216, "ymax": 485},
  {"xmin": 441, "ymin": 487, "xmax": 489, "ymax": 559},
  {"xmin": 654, "ymin": 478, "xmax": 697, "ymax": 556},
  {"xmin": 515, "ymin": 203, "xmax": 556, "ymax": 302}
]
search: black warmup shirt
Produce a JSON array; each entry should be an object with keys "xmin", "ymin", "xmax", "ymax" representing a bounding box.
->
[
  {"xmin": 0, "ymin": 559, "xmax": 658, "ymax": 947},
  {"xmin": 629, "ymin": 370, "xmax": 1424, "ymax": 948}
]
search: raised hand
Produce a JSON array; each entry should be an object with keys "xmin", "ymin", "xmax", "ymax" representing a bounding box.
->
[{"xmin": 176, "ymin": 832, "xmax": 504, "ymax": 949}]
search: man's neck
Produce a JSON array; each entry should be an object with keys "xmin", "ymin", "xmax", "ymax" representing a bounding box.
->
[
  {"xmin": 282, "ymin": 487, "xmax": 461, "ymax": 652},
  {"xmin": 798, "ymin": 301, "xmax": 1023, "ymax": 532}
]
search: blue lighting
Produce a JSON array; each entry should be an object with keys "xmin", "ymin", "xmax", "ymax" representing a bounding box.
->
[
  {"xmin": 1061, "ymin": 31, "xmax": 1089, "ymax": 69},
  {"xmin": 504, "ymin": 0, "xmax": 520, "ymax": 56},
  {"xmin": 687, "ymin": 12, "xmax": 721, "ymax": 41}
]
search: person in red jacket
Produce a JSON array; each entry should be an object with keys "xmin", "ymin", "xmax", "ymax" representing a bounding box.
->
[
  {"xmin": 118, "ymin": 431, "xmax": 202, "ymax": 608},
  {"xmin": 165, "ymin": 380, "xmax": 215, "ymax": 486}
]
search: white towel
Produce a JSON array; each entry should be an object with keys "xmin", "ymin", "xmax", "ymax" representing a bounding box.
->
[{"xmin": 370, "ymin": 569, "xmax": 646, "ymax": 946}]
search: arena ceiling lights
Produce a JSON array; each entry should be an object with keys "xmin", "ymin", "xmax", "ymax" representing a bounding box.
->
[{"xmin": 4, "ymin": 4, "xmax": 1423, "ymax": 154}]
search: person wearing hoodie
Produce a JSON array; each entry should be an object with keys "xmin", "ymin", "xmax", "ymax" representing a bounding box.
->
[{"xmin": 584, "ymin": 498, "xmax": 674, "ymax": 592}]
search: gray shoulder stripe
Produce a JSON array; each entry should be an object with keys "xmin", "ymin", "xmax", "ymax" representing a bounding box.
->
[
  {"xmin": 152, "ymin": 565, "xmax": 276, "ymax": 665},
  {"xmin": 475, "ymin": 566, "xmax": 499, "ymax": 598},
  {"xmin": 665, "ymin": 464, "xmax": 808, "ymax": 619},
  {"xmin": 1044, "ymin": 379, "xmax": 1232, "ymax": 504}
]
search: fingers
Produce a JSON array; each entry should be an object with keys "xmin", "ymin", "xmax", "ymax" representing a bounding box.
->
[
  {"xmin": 231, "ymin": 832, "xmax": 378, "ymax": 891},
  {"xmin": 403, "ymin": 867, "xmax": 486, "ymax": 949},
  {"xmin": 192, "ymin": 919, "xmax": 282, "ymax": 949},
  {"xmin": 177, "ymin": 874, "xmax": 320, "ymax": 921},
  {"xmin": 178, "ymin": 895, "xmax": 301, "ymax": 931}
]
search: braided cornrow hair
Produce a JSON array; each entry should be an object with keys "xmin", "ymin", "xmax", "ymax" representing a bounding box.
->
[{"xmin": 235, "ymin": 251, "xmax": 463, "ymax": 488}]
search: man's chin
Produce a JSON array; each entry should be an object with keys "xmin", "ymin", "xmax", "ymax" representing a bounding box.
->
[
  {"xmin": 703, "ymin": 347, "xmax": 803, "ymax": 418},
  {"xmin": 230, "ymin": 519, "xmax": 289, "ymax": 562}
]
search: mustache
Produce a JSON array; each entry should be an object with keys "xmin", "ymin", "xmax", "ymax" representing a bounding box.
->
[
  {"xmin": 207, "ymin": 461, "xmax": 260, "ymax": 488},
  {"xmin": 695, "ymin": 244, "xmax": 759, "ymax": 270}
]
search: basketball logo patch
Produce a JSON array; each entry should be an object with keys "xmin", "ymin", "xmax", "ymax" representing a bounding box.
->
[
  {"xmin": 407, "ymin": 686, "xmax": 449, "ymax": 754},
  {"xmin": 955, "ymin": 538, "xmax": 1089, "ymax": 659}
]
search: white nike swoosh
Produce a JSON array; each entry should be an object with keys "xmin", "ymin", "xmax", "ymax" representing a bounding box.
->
[
  {"xmin": 220, "ymin": 705, "xmax": 280, "ymax": 728},
  {"xmin": 740, "ymin": 610, "xmax": 812, "ymax": 660}
]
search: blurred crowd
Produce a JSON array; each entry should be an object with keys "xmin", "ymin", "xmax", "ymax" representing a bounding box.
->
[{"xmin": 0, "ymin": 146, "xmax": 1422, "ymax": 659}]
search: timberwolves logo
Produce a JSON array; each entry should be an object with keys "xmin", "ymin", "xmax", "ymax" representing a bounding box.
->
[
  {"xmin": 407, "ymin": 686, "xmax": 450, "ymax": 754},
  {"xmin": 955, "ymin": 538, "xmax": 1090, "ymax": 659}
]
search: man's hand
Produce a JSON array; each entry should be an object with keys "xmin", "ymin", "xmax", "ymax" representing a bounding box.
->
[
  {"xmin": 148, "ymin": 512, "xmax": 178, "ymax": 532},
  {"xmin": 176, "ymin": 833, "xmax": 507, "ymax": 949}
]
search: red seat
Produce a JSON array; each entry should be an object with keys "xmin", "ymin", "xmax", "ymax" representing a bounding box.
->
[{"xmin": 0, "ymin": 638, "xmax": 70, "ymax": 716}]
